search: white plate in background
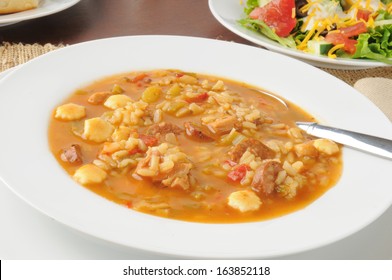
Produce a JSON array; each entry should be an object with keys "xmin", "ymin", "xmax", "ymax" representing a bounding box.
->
[
  {"xmin": 0, "ymin": 35, "xmax": 391, "ymax": 258},
  {"xmin": 0, "ymin": 0, "xmax": 80, "ymax": 26},
  {"xmin": 208, "ymin": 0, "xmax": 391, "ymax": 70}
]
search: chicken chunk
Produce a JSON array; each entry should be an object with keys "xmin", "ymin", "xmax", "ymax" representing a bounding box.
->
[
  {"xmin": 206, "ymin": 115, "xmax": 239, "ymax": 136},
  {"xmin": 228, "ymin": 190, "xmax": 262, "ymax": 212},
  {"xmin": 83, "ymin": 117, "xmax": 114, "ymax": 143},
  {"xmin": 160, "ymin": 162, "xmax": 193, "ymax": 190},
  {"xmin": 55, "ymin": 103, "xmax": 86, "ymax": 121},
  {"xmin": 230, "ymin": 138, "xmax": 275, "ymax": 162},
  {"xmin": 60, "ymin": 144, "xmax": 83, "ymax": 164},
  {"xmin": 73, "ymin": 164, "xmax": 107, "ymax": 185}
]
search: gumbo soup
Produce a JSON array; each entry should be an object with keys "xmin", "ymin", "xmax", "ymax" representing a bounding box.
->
[{"xmin": 49, "ymin": 69, "xmax": 342, "ymax": 223}]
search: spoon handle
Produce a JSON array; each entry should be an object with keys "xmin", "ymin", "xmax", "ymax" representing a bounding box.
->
[{"xmin": 296, "ymin": 122, "xmax": 392, "ymax": 160}]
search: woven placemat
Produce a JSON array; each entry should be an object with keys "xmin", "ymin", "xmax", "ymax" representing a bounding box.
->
[
  {"xmin": 0, "ymin": 42, "xmax": 65, "ymax": 72},
  {"xmin": 323, "ymin": 67, "xmax": 392, "ymax": 86}
]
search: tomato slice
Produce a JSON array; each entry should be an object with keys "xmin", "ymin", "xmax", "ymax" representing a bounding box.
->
[
  {"xmin": 249, "ymin": 0, "xmax": 296, "ymax": 37},
  {"xmin": 356, "ymin": 9, "xmax": 372, "ymax": 22},
  {"xmin": 339, "ymin": 22, "xmax": 367, "ymax": 38},
  {"xmin": 325, "ymin": 22, "xmax": 367, "ymax": 54},
  {"xmin": 325, "ymin": 33, "xmax": 357, "ymax": 54}
]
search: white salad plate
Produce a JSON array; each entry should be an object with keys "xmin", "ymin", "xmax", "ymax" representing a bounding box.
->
[
  {"xmin": 209, "ymin": 0, "xmax": 391, "ymax": 70},
  {"xmin": 0, "ymin": 35, "xmax": 391, "ymax": 259},
  {"xmin": 0, "ymin": 0, "xmax": 80, "ymax": 26}
]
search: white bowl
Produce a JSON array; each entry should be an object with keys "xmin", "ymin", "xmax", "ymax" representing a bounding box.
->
[{"xmin": 0, "ymin": 35, "xmax": 391, "ymax": 258}]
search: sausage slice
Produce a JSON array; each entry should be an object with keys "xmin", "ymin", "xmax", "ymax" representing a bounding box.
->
[{"xmin": 251, "ymin": 161, "xmax": 283, "ymax": 195}]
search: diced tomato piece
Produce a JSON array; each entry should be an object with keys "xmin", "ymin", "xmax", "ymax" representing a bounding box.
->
[
  {"xmin": 185, "ymin": 92, "xmax": 209, "ymax": 103},
  {"xmin": 139, "ymin": 134, "xmax": 158, "ymax": 147},
  {"xmin": 325, "ymin": 32, "xmax": 357, "ymax": 54},
  {"xmin": 339, "ymin": 22, "xmax": 367, "ymax": 38},
  {"xmin": 249, "ymin": 0, "xmax": 296, "ymax": 37},
  {"xmin": 227, "ymin": 164, "xmax": 250, "ymax": 182},
  {"xmin": 356, "ymin": 9, "xmax": 372, "ymax": 22}
]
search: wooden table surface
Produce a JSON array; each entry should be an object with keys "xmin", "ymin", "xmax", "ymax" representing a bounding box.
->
[{"xmin": 0, "ymin": 0, "xmax": 251, "ymax": 45}]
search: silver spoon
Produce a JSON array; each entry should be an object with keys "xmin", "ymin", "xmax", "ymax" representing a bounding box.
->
[
  {"xmin": 296, "ymin": 122, "xmax": 392, "ymax": 160},
  {"xmin": 255, "ymin": 90, "xmax": 392, "ymax": 160}
]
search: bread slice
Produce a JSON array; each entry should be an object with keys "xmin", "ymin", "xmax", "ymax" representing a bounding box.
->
[{"xmin": 0, "ymin": 0, "xmax": 39, "ymax": 14}]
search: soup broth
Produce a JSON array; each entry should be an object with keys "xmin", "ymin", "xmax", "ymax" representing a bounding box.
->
[{"xmin": 49, "ymin": 69, "xmax": 342, "ymax": 223}]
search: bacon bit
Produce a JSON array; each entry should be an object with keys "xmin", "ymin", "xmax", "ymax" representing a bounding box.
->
[
  {"xmin": 224, "ymin": 159, "xmax": 237, "ymax": 167},
  {"xmin": 139, "ymin": 134, "xmax": 158, "ymax": 147},
  {"xmin": 129, "ymin": 148, "xmax": 144, "ymax": 155},
  {"xmin": 227, "ymin": 164, "xmax": 250, "ymax": 182},
  {"xmin": 185, "ymin": 92, "xmax": 209, "ymax": 103},
  {"xmin": 126, "ymin": 201, "xmax": 133, "ymax": 208},
  {"xmin": 175, "ymin": 73, "xmax": 184, "ymax": 78}
]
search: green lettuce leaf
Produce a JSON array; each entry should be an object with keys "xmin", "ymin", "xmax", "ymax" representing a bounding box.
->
[
  {"xmin": 238, "ymin": 18, "xmax": 297, "ymax": 48},
  {"xmin": 244, "ymin": 0, "xmax": 260, "ymax": 14},
  {"xmin": 352, "ymin": 25, "xmax": 392, "ymax": 64}
]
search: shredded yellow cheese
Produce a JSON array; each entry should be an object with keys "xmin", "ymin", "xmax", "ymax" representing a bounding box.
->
[
  {"xmin": 348, "ymin": 1, "xmax": 361, "ymax": 14},
  {"xmin": 298, "ymin": 20, "xmax": 321, "ymax": 50},
  {"xmin": 328, "ymin": 44, "xmax": 345, "ymax": 59},
  {"xmin": 313, "ymin": 22, "xmax": 327, "ymax": 39},
  {"xmin": 365, "ymin": 0, "xmax": 371, "ymax": 10},
  {"xmin": 388, "ymin": 3, "xmax": 392, "ymax": 13},
  {"xmin": 300, "ymin": 2, "xmax": 313, "ymax": 14},
  {"xmin": 327, "ymin": 29, "xmax": 341, "ymax": 34},
  {"xmin": 342, "ymin": 17, "xmax": 357, "ymax": 28},
  {"xmin": 367, "ymin": 15, "xmax": 375, "ymax": 28}
]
